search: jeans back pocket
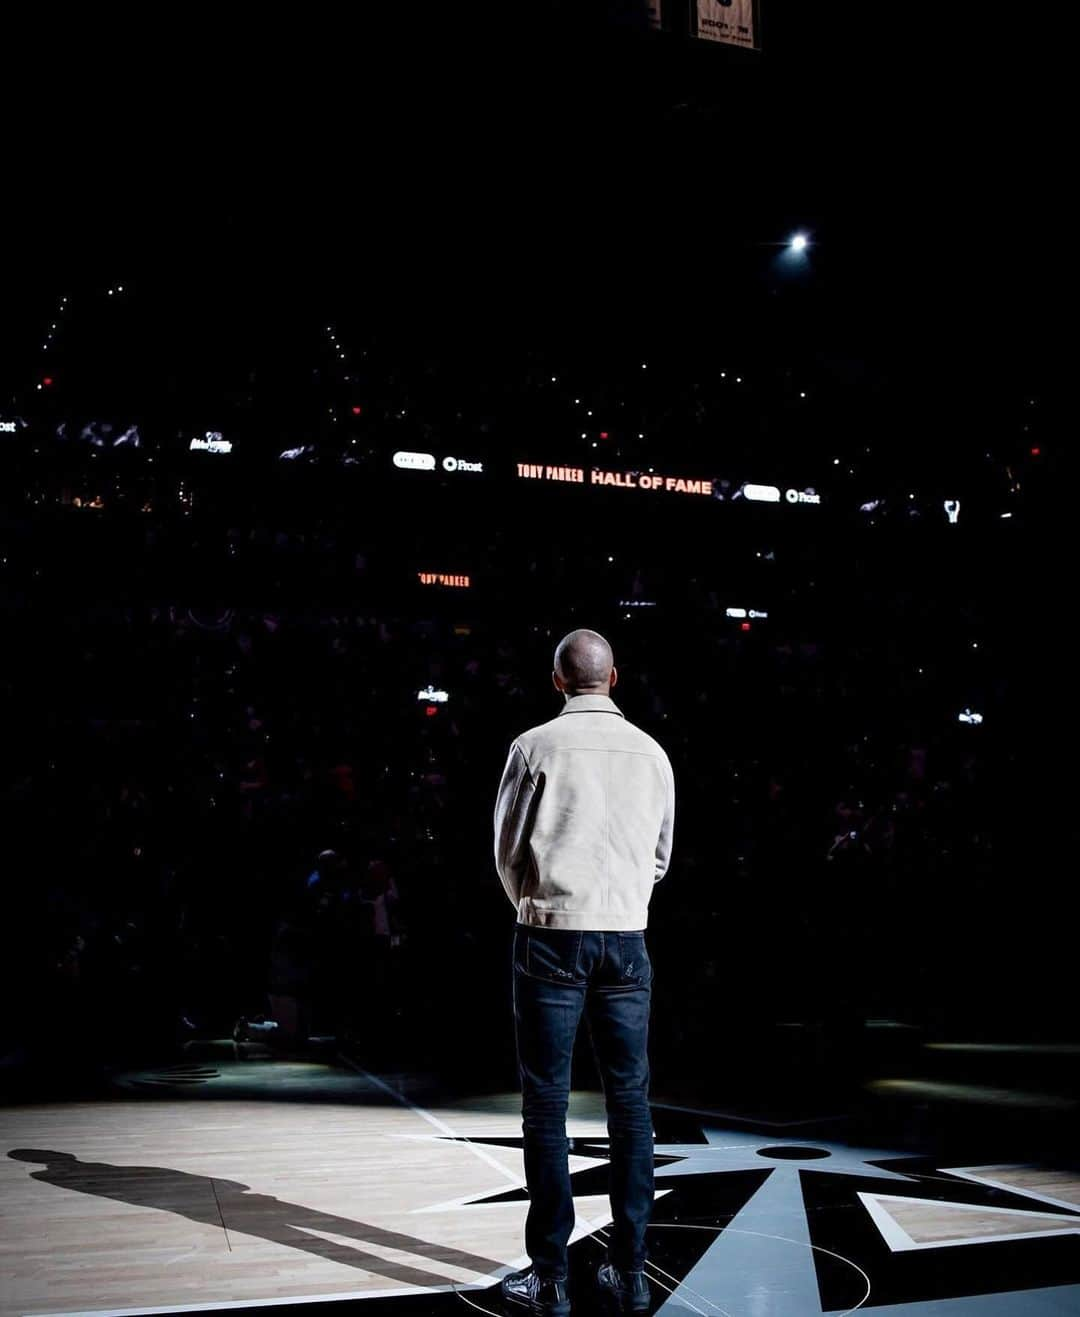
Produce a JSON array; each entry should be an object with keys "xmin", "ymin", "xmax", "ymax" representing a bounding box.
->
[
  {"xmin": 517, "ymin": 926, "xmax": 584, "ymax": 985},
  {"xmin": 617, "ymin": 931, "xmax": 652, "ymax": 987}
]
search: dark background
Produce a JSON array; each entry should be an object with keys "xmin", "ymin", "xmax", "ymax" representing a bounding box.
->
[{"xmin": 1, "ymin": 3, "xmax": 1073, "ymax": 1132}]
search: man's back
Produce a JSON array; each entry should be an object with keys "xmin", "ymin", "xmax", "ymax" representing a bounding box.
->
[{"xmin": 494, "ymin": 693, "xmax": 675, "ymax": 930}]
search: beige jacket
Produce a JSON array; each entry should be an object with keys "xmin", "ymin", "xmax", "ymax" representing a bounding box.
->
[{"xmin": 493, "ymin": 693, "xmax": 675, "ymax": 930}]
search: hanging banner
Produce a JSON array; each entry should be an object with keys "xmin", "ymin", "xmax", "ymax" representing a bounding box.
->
[{"xmin": 695, "ymin": 0, "xmax": 758, "ymax": 50}]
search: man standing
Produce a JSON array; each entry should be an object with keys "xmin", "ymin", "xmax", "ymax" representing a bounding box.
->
[{"xmin": 494, "ymin": 629, "xmax": 675, "ymax": 1316}]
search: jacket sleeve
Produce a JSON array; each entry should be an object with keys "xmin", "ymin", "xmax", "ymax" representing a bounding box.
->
[
  {"xmin": 654, "ymin": 755, "xmax": 675, "ymax": 882},
  {"xmin": 494, "ymin": 741, "xmax": 538, "ymax": 909}
]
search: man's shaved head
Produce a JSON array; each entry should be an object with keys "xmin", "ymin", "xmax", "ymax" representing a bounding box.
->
[{"xmin": 553, "ymin": 629, "xmax": 616, "ymax": 696}]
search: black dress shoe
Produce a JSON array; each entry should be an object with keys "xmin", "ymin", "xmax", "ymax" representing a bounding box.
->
[
  {"xmin": 499, "ymin": 1265, "xmax": 571, "ymax": 1317},
  {"xmin": 597, "ymin": 1261, "xmax": 651, "ymax": 1313}
]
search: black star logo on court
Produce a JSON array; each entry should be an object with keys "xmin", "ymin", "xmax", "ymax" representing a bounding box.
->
[{"xmin": 434, "ymin": 1108, "xmax": 1080, "ymax": 1314}]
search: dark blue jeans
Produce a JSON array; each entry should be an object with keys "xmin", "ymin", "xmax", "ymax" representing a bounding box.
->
[{"xmin": 512, "ymin": 923, "xmax": 654, "ymax": 1281}]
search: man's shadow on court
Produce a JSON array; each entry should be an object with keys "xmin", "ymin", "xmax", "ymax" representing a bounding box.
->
[{"xmin": 8, "ymin": 1149, "xmax": 505, "ymax": 1289}]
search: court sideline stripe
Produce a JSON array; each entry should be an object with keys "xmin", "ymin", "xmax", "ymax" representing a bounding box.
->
[{"xmin": 335, "ymin": 1051, "xmax": 527, "ymax": 1189}]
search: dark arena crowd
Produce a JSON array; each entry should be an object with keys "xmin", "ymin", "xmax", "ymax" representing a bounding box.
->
[
  {"xmin": 0, "ymin": 8, "xmax": 1072, "ymax": 1157},
  {"xmin": 0, "ymin": 322, "xmax": 1065, "ymax": 1126}
]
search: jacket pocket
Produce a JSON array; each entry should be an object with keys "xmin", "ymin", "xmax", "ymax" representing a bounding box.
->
[{"xmin": 516, "ymin": 926, "xmax": 585, "ymax": 985}]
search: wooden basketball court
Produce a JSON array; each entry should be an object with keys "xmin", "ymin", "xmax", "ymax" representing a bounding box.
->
[
  {"xmin": 1, "ymin": 1059, "xmax": 614, "ymax": 1316},
  {"xmin": 4, "ymin": 1054, "xmax": 1079, "ymax": 1317}
]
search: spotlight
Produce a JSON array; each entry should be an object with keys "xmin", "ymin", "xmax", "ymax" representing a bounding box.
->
[{"xmin": 789, "ymin": 232, "xmax": 809, "ymax": 253}]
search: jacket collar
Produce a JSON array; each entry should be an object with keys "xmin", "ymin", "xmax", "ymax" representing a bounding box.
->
[{"xmin": 557, "ymin": 693, "xmax": 625, "ymax": 718}]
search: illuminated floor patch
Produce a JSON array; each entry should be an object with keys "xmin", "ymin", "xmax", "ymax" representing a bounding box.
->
[
  {"xmin": 944, "ymin": 1164, "xmax": 1080, "ymax": 1213},
  {"xmin": 859, "ymin": 1191, "xmax": 1080, "ymax": 1251}
]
